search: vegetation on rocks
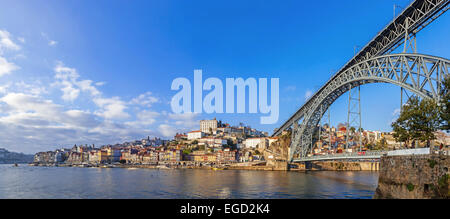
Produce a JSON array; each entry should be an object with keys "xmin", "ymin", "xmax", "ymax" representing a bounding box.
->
[{"xmin": 407, "ymin": 183, "xmax": 415, "ymax": 192}]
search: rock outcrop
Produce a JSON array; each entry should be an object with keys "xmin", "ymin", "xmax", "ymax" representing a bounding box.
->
[{"xmin": 264, "ymin": 132, "xmax": 291, "ymax": 170}]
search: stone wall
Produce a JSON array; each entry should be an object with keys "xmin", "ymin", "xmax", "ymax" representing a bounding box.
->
[
  {"xmin": 308, "ymin": 161, "xmax": 380, "ymax": 171},
  {"xmin": 227, "ymin": 165, "xmax": 284, "ymax": 171},
  {"xmin": 374, "ymin": 154, "xmax": 449, "ymax": 199}
]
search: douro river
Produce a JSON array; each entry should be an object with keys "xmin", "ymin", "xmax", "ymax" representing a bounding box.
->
[{"xmin": 0, "ymin": 164, "xmax": 378, "ymax": 198}]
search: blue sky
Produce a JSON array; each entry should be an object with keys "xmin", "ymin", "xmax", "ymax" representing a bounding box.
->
[{"xmin": 0, "ymin": 0, "xmax": 449, "ymax": 153}]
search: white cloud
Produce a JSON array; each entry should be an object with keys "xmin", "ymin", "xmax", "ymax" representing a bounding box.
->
[
  {"xmin": 0, "ymin": 30, "xmax": 20, "ymax": 77},
  {"xmin": 93, "ymin": 96, "xmax": 130, "ymax": 120},
  {"xmin": 125, "ymin": 110, "xmax": 160, "ymax": 127},
  {"xmin": 15, "ymin": 81, "xmax": 48, "ymax": 96},
  {"xmin": 61, "ymin": 83, "xmax": 80, "ymax": 101},
  {"xmin": 130, "ymin": 91, "xmax": 159, "ymax": 107},
  {"xmin": 41, "ymin": 32, "xmax": 58, "ymax": 47},
  {"xmin": 54, "ymin": 61, "xmax": 79, "ymax": 79},
  {"xmin": 54, "ymin": 62, "xmax": 81, "ymax": 101},
  {"xmin": 48, "ymin": 40, "xmax": 58, "ymax": 46},
  {"xmin": 95, "ymin": 81, "xmax": 106, "ymax": 86},
  {"xmin": 53, "ymin": 61, "xmax": 101, "ymax": 101},
  {"xmin": 158, "ymin": 124, "xmax": 177, "ymax": 138},
  {"xmin": 1, "ymin": 93, "xmax": 59, "ymax": 115},
  {"xmin": 0, "ymin": 92, "xmax": 157, "ymax": 153},
  {"xmin": 77, "ymin": 79, "xmax": 101, "ymax": 96},
  {"xmin": 0, "ymin": 30, "xmax": 20, "ymax": 52},
  {"xmin": 168, "ymin": 112, "xmax": 200, "ymax": 129},
  {"xmin": 53, "ymin": 62, "xmax": 163, "ymax": 122},
  {"xmin": 0, "ymin": 56, "xmax": 19, "ymax": 77},
  {"xmin": 168, "ymin": 112, "xmax": 199, "ymax": 121},
  {"xmin": 0, "ymin": 83, "xmax": 10, "ymax": 94},
  {"xmin": 0, "ymin": 55, "xmax": 171, "ymax": 153},
  {"xmin": 135, "ymin": 110, "xmax": 160, "ymax": 125},
  {"xmin": 157, "ymin": 113, "xmax": 200, "ymax": 137},
  {"xmin": 0, "ymin": 93, "xmax": 70, "ymax": 129},
  {"xmin": 17, "ymin": 37, "xmax": 25, "ymax": 43}
]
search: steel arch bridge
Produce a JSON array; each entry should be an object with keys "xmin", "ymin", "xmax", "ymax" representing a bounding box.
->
[
  {"xmin": 290, "ymin": 53, "xmax": 449, "ymax": 160},
  {"xmin": 271, "ymin": 0, "xmax": 450, "ymax": 162}
]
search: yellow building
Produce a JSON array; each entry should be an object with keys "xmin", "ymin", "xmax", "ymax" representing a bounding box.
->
[
  {"xmin": 98, "ymin": 150, "xmax": 108, "ymax": 163},
  {"xmin": 207, "ymin": 154, "xmax": 216, "ymax": 162}
]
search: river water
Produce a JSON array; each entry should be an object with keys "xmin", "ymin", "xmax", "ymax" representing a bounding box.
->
[{"xmin": 0, "ymin": 164, "xmax": 378, "ymax": 199}]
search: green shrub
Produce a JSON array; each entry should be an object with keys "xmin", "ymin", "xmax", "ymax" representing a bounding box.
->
[
  {"xmin": 182, "ymin": 149, "xmax": 192, "ymax": 155},
  {"xmin": 407, "ymin": 183, "xmax": 415, "ymax": 192},
  {"xmin": 428, "ymin": 159, "xmax": 437, "ymax": 168},
  {"xmin": 438, "ymin": 174, "xmax": 448, "ymax": 189}
]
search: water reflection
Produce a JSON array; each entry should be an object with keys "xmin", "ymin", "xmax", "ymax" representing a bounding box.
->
[{"xmin": 0, "ymin": 165, "xmax": 378, "ymax": 199}]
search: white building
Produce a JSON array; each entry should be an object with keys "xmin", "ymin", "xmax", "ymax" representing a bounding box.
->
[
  {"xmin": 373, "ymin": 131, "xmax": 382, "ymax": 141},
  {"xmin": 200, "ymin": 118, "xmax": 218, "ymax": 134},
  {"xmin": 216, "ymin": 127, "xmax": 231, "ymax": 134},
  {"xmin": 243, "ymin": 137, "xmax": 268, "ymax": 150},
  {"xmin": 188, "ymin": 131, "xmax": 204, "ymax": 140},
  {"xmin": 198, "ymin": 137, "xmax": 227, "ymax": 148}
]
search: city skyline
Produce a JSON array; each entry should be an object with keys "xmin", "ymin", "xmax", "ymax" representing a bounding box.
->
[{"xmin": 1, "ymin": 0, "xmax": 450, "ymax": 154}]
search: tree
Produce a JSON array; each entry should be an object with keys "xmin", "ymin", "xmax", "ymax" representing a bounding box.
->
[
  {"xmin": 366, "ymin": 143, "xmax": 375, "ymax": 151},
  {"xmin": 439, "ymin": 76, "xmax": 450, "ymax": 132},
  {"xmin": 375, "ymin": 138, "xmax": 388, "ymax": 150},
  {"xmin": 182, "ymin": 149, "xmax": 192, "ymax": 155},
  {"xmin": 350, "ymin": 127, "xmax": 356, "ymax": 133},
  {"xmin": 391, "ymin": 96, "xmax": 441, "ymax": 147}
]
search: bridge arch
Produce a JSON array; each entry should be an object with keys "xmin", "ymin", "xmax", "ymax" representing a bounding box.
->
[{"xmin": 290, "ymin": 53, "xmax": 450, "ymax": 160}]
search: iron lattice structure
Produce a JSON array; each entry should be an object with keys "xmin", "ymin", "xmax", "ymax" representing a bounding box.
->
[
  {"xmin": 272, "ymin": 0, "xmax": 450, "ymax": 161},
  {"xmin": 345, "ymin": 84, "xmax": 362, "ymax": 150},
  {"xmin": 291, "ymin": 53, "xmax": 449, "ymax": 160}
]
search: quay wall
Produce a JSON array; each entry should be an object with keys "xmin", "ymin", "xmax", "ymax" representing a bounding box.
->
[
  {"xmin": 374, "ymin": 154, "xmax": 449, "ymax": 199},
  {"xmin": 227, "ymin": 166, "xmax": 282, "ymax": 171},
  {"xmin": 307, "ymin": 161, "xmax": 380, "ymax": 171}
]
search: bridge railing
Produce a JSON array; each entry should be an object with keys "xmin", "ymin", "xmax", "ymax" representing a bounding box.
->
[
  {"xmin": 294, "ymin": 151, "xmax": 388, "ymax": 161},
  {"xmin": 293, "ymin": 148, "xmax": 432, "ymax": 162},
  {"xmin": 386, "ymin": 148, "xmax": 430, "ymax": 156}
]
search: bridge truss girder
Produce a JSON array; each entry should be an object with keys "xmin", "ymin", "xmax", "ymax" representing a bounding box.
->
[
  {"xmin": 289, "ymin": 53, "xmax": 450, "ymax": 161},
  {"xmin": 274, "ymin": 0, "xmax": 449, "ymax": 137}
]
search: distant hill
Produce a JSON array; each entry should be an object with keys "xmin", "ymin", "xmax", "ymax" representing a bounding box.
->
[{"xmin": 0, "ymin": 148, "xmax": 34, "ymax": 164}]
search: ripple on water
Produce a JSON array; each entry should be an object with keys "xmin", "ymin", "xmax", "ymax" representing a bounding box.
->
[{"xmin": 0, "ymin": 165, "xmax": 378, "ymax": 198}]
